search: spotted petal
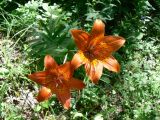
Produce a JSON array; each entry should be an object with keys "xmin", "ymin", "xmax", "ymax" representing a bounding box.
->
[
  {"xmin": 44, "ymin": 55, "xmax": 58, "ymax": 70},
  {"xmin": 71, "ymin": 30, "xmax": 90, "ymax": 51},
  {"xmin": 103, "ymin": 36, "xmax": 125, "ymax": 52},
  {"xmin": 71, "ymin": 51, "xmax": 87, "ymax": 70},
  {"xmin": 28, "ymin": 71, "xmax": 48, "ymax": 85},
  {"xmin": 102, "ymin": 56, "xmax": 120, "ymax": 72},
  {"xmin": 56, "ymin": 89, "xmax": 71, "ymax": 109},
  {"xmin": 91, "ymin": 36, "xmax": 125, "ymax": 60},
  {"xmin": 91, "ymin": 19, "xmax": 105, "ymax": 38},
  {"xmin": 85, "ymin": 60, "xmax": 103, "ymax": 84},
  {"xmin": 59, "ymin": 62, "xmax": 72, "ymax": 80}
]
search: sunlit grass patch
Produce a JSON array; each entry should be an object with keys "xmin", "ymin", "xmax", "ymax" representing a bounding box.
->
[{"xmin": 0, "ymin": 38, "xmax": 37, "ymax": 119}]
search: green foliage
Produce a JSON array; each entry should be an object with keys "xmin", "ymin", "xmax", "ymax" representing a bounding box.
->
[
  {"xmin": 2, "ymin": 0, "xmax": 77, "ymax": 63},
  {"xmin": 0, "ymin": 0, "xmax": 160, "ymax": 119},
  {"xmin": 28, "ymin": 15, "xmax": 75, "ymax": 59}
]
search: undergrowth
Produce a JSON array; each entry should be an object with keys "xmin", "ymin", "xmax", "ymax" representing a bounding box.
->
[{"xmin": 0, "ymin": 0, "xmax": 160, "ymax": 119}]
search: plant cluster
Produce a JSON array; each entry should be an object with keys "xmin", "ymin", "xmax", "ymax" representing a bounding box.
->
[{"xmin": 28, "ymin": 19, "xmax": 125, "ymax": 109}]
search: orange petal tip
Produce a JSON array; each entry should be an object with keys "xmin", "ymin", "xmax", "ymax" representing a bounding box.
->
[
  {"xmin": 103, "ymin": 56, "xmax": 121, "ymax": 73},
  {"xmin": 44, "ymin": 55, "xmax": 58, "ymax": 70},
  {"xmin": 70, "ymin": 29, "xmax": 78, "ymax": 35},
  {"xmin": 93, "ymin": 19, "xmax": 105, "ymax": 30},
  {"xmin": 28, "ymin": 74, "xmax": 35, "ymax": 80},
  {"xmin": 36, "ymin": 87, "xmax": 52, "ymax": 102},
  {"xmin": 63, "ymin": 99, "xmax": 70, "ymax": 109},
  {"xmin": 94, "ymin": 19, "xmax": 104, "ymax": 25}
]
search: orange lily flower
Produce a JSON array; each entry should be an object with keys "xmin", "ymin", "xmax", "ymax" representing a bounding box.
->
[
  {"xmin": 71, "ymin": 19, "xmax": 125, "ymax": 84},
  {"xmin": 28, "ymin": 55, "xmax": 85, "ymax": 109}
]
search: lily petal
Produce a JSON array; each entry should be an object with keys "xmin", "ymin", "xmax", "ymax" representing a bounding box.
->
[
  {"xmin": 88, "ymin": 35, "xmax": 104, "ymax": 50},
  {"xmin": 59, "ymin": 62, "xmax": 72, "ymax": 80},
  {"xmin": 56, "ymin": 89, "xmax": 71, "ymax": 109},
  {"xmin": 102, "ymin": 56, "xmax": 120, "ymax": 72},
  {"xmin": 44, "ymin": 55, "xmax": 58, "ymax": 70},
  {"xmin": 103, "ymin": 36, "xmax": 125, "ymax": 52},
  {"xmin": 71, "ymin": 30, "xmax": 90, "ymax": 51},
  {"xmin": 85, "ymin": 60, "xmax": 103, "ymax": 84},
  {"xmin": 71, "ymin": 51, "xmax": 87, "ymax": 70},
  {"xmin": 91, "ymin": 19, "xmax": 105, "ymax": 38},
  {"xmin": 69, "ymin": 78, "xmax": 85, "ymax": 90},
  {"xmin": 28, "ymin": 71, "xmax": 48, "ymax": 85},
  {"xmin": 91, "ymin": 36, "xmax": 125, "ymax": 60},
  {"xmin": 37, "ymin": 87, "xmax": 52, "ymax": 102},
  {"xmin": 91, "ymin": 41, "xmax": 111, "ymax": 60}
]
